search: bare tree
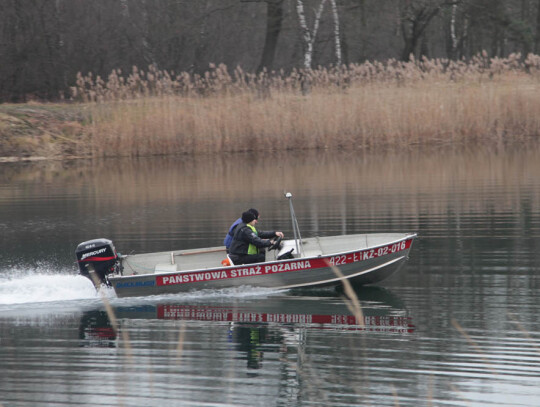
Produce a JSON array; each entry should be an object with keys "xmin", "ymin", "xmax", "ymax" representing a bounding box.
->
[
  {"xmin": 446, "ymin": 0, "xmax": 470, "ymax": 59},
  {"xmin": 193, "ymin": 1, "xmax": 212, "ymax": 74},
  {"xmin": 295, "ymin": 0, "xmax": 343, "ymax": 68},
  {"xmin": 329, "ymin": 0, "xmax": 342, "ymax": 66},
  {"xmin": 536, "ymin": 0, "xmax": 540, "ymax": 53},
  {"xmin": 296, "ymin": 0, "xmax": 327, "ymax": 69},
  {"xmin": 241, "ymin": 0, "xmax": 285, "ymax": 73},
  {"xmin": 399, "ymin": 0, "xmax": 457, "ymax": 60},
  {"xmin": 450, "ymin": 3, "xmax": 459, "ymax": 56}
]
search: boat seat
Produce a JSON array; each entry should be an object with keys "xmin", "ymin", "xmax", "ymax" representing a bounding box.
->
[
  {"xmin": 303, "ymin": 249, "xmax": 323, "ymax": 258},
  {"xmin": 154, "ymin": 263, "xmax": 178, "ymax": 273},
  {"xmin": 277, "ymin": 239, "xmax": 322, "ymax": 259},
  {"xmin": 303, "ymin": 237, "xmax": 323, "ymax": 258}
]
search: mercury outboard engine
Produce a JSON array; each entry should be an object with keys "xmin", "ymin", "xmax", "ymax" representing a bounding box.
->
[{"xmin": 76, "ymin": 238, "xmax": 121, "ymax": 287}]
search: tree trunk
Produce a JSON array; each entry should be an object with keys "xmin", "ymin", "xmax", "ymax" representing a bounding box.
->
[
  {"xmin": 140, "ymin": 0, "xmax": 155, "ymax": 66},
  {"xmin": 193, "ymin": 1, "xmax": 211, "ymax": 75},
  {"xmin": 450, "ymin": 3, "xmax": 458, "ymax": 59},
  {"xmin": 401, "ymin": 29, "xmax": 417, "ymax": 61},
  {"xmin": 535, "ymin": 0, "xmax": 540, "ymax": 53},
  {"xmin": 400, "ymin": 2, "xmax": 444, "ymax": 61},
  {"xmin": 257, "ymin": 0, "xmax": 284, "ymax": 73},
  {"xmin": 329, "ymin": 0, "xmax": 342, "ymax": 66},
  {"xmin": 296, "ymin": 0, "xmax": 327, "ymax": 70}
]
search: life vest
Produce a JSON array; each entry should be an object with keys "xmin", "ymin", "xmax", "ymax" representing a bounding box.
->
[{"xmin": 247, "ymin": 224, "xmax": 259, "ymax": 255}]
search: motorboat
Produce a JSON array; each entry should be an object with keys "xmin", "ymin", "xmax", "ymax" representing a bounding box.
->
[{"xmin": 75, "ymin": 193, "xmax": 417, "ymax": 298}]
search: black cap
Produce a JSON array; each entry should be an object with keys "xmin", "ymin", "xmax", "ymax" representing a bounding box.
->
[
  {"xmin": 242, "ymin": 211, "xmax": 256, "ymax": 223},
  {"xmin": 248, "ymin": 208, "xmax": 259, "ymax": 219}
]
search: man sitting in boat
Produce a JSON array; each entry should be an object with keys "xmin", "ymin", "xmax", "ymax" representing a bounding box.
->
[
  {"xmin": 224, "ymin": 208, "xmax": 259, "ymax": 252},
  {"xmin": 228, "ymin": 211, "xmax": 284, "ymax": 265}
]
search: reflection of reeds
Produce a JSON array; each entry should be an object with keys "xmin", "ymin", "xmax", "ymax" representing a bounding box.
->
[
  {"xmin": 71, "ymin": 54, "xmax": 540, "ymax": 157},
  {"xmin": 2, "ymin": 146, "xmax": 538, "ymax": 246}
]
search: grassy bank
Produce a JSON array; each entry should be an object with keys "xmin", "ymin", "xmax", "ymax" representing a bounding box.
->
[{"xmin": 2, "ymin": 53, "xmax": 540, "ymax": 159}]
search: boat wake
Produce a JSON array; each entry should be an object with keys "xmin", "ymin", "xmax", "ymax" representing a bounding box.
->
[
  {"xmin": 0, "ymin": 272, "xmax": 97, "ymax": 306},
  {"xmin": 0, "ymin": 267, "xmax": 288, "ymax": 315}
]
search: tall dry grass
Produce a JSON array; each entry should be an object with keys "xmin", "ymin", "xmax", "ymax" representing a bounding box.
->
[{"xmin": 73, "ymin": 53, "xmax": 540, "ymax": 157}]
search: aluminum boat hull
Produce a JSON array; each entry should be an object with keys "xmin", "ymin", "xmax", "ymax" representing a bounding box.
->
[{"xmin": 107, "ymin": 233, "xmax": 416, "ymax": 298}]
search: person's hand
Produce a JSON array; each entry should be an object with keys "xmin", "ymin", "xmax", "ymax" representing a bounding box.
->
[{"xmin": 275, "ymin": 231, "xmax": 284, "ymax": 238}]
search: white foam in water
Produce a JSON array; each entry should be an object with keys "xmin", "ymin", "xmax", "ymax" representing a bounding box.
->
[
  {"xmin": 0, "ymin": 271, "xmax": 283, "ymax": 306},
  {"xmin": 0, "ymin": 263, "xmax": 286, "ymax": 311},
  {"xmin": 0, "ymin": 274, "xmax": 97, "ymax": 305}
]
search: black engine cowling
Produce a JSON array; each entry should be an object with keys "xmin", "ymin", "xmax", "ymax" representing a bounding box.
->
[{"xmin": 76, "ymin": 238, "xmax": 120, "ymax": 286}]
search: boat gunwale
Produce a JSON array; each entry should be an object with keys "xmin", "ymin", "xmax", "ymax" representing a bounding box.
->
[{"xmin": 109, "ymin": 233, "xmax": 417, "ymax": 282}]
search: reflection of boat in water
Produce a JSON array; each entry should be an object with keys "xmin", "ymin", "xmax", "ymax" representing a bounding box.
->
[
  {"xmin": 78, "ymin": 310, "xmax": 116, "ymax": 347},
  {"xmin": 112, "ymin": 287, "xmax": 414, "ymax": 333},
  {"xmin": 78, "ymin": 287, "xmax": 414, "ymax": 371},
  {"xmin": 75, "ymin": 194, "xmax": 416, "ymax": 298}
]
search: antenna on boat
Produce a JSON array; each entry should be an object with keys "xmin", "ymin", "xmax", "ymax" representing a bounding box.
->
[{"xmin": 285, "ymin": 192, "xmax": 304, "ymax": 257}]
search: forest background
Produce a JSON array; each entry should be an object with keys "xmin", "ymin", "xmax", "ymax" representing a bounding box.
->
[
  {"xmin": 1, "ymin": 0, "xmax": 540, "ymax": 158},
  {"xmin": 3, "ymin": 0, "xmax": 540, "ymax": 102}
]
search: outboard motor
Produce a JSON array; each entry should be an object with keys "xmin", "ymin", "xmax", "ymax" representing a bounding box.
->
[{"xmin": 76, "ymin": 238, "xmax": 120, "ymax": 287}]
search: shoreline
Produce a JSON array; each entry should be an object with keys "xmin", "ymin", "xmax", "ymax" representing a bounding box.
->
[{"xmin": 0, "ymin": 103, "xmax": 87, "ymax": 161}]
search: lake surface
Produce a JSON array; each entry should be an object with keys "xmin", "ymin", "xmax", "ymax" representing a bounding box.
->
[{"xmin": 1, "ymin": 146, "xmax": 540, "ymax": 407}]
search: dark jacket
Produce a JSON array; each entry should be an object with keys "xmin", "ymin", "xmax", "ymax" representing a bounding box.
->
[{"xmin": 229, "ymin": 223, "xmax": 276, "ymax": 255}]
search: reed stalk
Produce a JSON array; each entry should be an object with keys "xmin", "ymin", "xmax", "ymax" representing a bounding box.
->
[
  {"xmin": 451, "ymin": 318, "xmax": 497, "ymax": 375},
  {"xmin": 88, "ymin": 272, "xmax": 133, "ymax": 361},
  {"xmin": 507, "ymin": 313, "xmax": 540, "ymax": 354},
  {"xmin": 325, "ymin": 259, "xmax": 365, "ymax": 327}
]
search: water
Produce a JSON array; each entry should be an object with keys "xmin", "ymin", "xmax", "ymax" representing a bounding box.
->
[{"xmin": 1, "ymin": 146, "xmax": 540, "ymax": 406}]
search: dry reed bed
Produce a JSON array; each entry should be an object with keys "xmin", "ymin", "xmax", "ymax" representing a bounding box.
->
[{"xmin": 74, "ymin": 53, "xmax": 540, "ymax": 157}]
